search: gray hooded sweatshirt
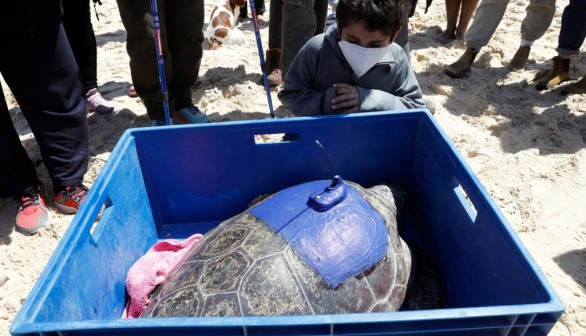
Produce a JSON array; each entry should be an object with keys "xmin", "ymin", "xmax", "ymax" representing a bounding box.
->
[{"xmin": 278, "ymin": 26, "xmax": 425, "ymax": 116}]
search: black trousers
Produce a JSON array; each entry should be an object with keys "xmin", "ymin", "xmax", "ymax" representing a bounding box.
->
[
  {"xmin": 116, "ymin": 0, "xmax": 204, "ymax": 120},
  {"xmin": 0, "ymin": 23, "xmax": 89, "ymax": 197},
  {"xmin": 62, "ymin": 0, "xmax": 98, "ymax": 94},
  {"xmin": 239, "ymin": 0, "xmax": 266, "ymax": 18}
]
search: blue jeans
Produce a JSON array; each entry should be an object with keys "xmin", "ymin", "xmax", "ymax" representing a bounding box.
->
[{"xmin": 557, "ymin": 0, "xmax": 586, "ymax": 56}]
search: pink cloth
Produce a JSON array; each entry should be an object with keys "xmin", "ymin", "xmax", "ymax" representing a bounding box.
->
[{"xmin": 122, "ymin": 233, "xmax": 203, "ymax": 318}]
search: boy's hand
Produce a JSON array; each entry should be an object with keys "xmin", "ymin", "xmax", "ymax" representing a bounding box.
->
[{"xmin": 332, "ymin": 83, "xmax": 360, "ymax": 113}]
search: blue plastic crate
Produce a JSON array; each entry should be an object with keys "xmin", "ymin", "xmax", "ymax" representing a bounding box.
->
[{"xmin": 10, "ymin": 110, "xmax": 564, "ymax": 336}]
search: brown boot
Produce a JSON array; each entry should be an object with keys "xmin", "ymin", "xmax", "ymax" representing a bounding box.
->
[
  {"xmin": 535, "ymin": 56, "xmax": 570, "ymax": 91},
  {"xmin": 561, "ymin": 75, "xmax": 586, "ymax": 95},
  {"xmin": 507, "ymin": 46, "xmax": 530, "ymax": 71},
  {"xmin": 265, "ymin": 48, "xmax": 282, "ymax": 86},
  {"xmin": 444, "ymin": 48, "xmax": 478, "ymax": 78}
]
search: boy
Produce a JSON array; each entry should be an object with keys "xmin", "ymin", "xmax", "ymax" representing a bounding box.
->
[{"xmin": 278, "ymin": 0, "xmax": 425, "ymax": 116}]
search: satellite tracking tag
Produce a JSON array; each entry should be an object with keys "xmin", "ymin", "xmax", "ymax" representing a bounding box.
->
[{"xmin": 250, "ymin": 177, "xmax": 388, "ymax": 288}]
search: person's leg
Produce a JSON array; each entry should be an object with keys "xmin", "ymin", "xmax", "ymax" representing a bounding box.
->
[
  {"xmin": 395, "ymin": 16, "xmax": 411, "ymax": 63},
  {"xmin": 117, "ymin": 0, "xmax": 173, "ymax": 121},
  {"xmin": 455, "ymin": 0, "xmax": 480, "ymax": 41},
  {"xmin": 556, "ymin": 0, "xmax": 586, "ymax": 57},
  {"xmin": 267, "ymin": 0, "xmax": 284, "ymax": 86},
  {"xmin": 0, "ymin": 86, "xmax": 39, "ymax": 198},
  {"xmin": 239, "ymin": 1, "xmax": 248, "ymax": 20},
  {"xmin": 61, "ymin": 0, "xmax": 115, "ymax": 114},
  {"xmin": 464, "ymin": 0, "xmax": 508, "ymax": 51},
  {"xmin": 166, "ymin": 0, "xmax": 208, "ymax": 123},
  {"xmin": 281, "ymin": 0, "xmax": 316, "ymax": 77},
  {"xmin": 313, "ymin": 0, "xmax": 328, "ymax": 35},
  {"xmin": 0, "ymin": 23, "xmax": 88, "ymax": 190},
  {"xmin": 256, "ymin": 0, "xmax": 266, "ymax": 15},
  {"xmin": 240, "ymin": 0, "xmax": 265, "ymax": 21},
  {"xmin": 325, "ymin": 0, "xmax": 337, "ymax": 27},
  {"xmin": 559, "ymin": 0, "xmax": 586, "ymax": 94},
  {"xmin": 520, "ymin": 0, "xmax": 556, "ymax": 43},
  {"xmin": 166, "ymin": 0, "xmax": 203, "ymax": 109},
  {"xmin": 537, "ymin": 0, "xmax": 586, "ymax": 91},
  {"xmin": 269, "ymin": 0, "xmax": 283, "ymax": 49},
  {"xmin": 437, "ymin": 0, "xmax": 461, "ymax": 43},
  {"xmin": 61, "ymin": 0, "xmax": 97, "ymax": 93},
  {"xmin": 0, "ymin": 86, "xmax": 49, "ymax": 233},
  {"xmin": 444, "ymin": 0, "xmax": 508, "ymax": 78},
  {"xmin": 507, "ymin": 0, "xmax": 555, "ymax": 72}
]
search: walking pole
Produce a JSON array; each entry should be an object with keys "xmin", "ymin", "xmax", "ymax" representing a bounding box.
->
[
  {"xmin": 149, "ymin": 0, "xmax": 172, "ymax": 125},
  {"xmin": 249, "ymin": 0, "xmax": 275, "ymax": 118}
]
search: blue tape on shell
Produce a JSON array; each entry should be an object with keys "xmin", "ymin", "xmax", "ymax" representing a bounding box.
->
[{"xmin": 250, "ymin": 178, "xmax": 388, "ymax": 288}]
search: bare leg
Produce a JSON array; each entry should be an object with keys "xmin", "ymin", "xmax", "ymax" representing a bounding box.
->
[
  {"xmin": 455, "ymin": 0, "xmax": 480, "ymax": 42},
  {"xmin": 437, "ymin": 0, "xmax": 461, "ymax": 43}
]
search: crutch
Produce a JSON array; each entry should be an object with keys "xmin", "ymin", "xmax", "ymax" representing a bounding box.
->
[
  {"xmin": 149, "ymin": 0, "xmax": 172, "ymax": 125},
  {"xmin": 249, "ymin": 0, "xmax": 275, "ymax": 118}
]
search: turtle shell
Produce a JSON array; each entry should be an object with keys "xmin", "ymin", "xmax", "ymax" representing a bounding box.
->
[{"xmin": 141, "ymin": 181, "xmax": 411, "ymax": 317}]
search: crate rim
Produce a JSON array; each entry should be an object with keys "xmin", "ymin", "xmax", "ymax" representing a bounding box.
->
[{"xmin": 12, "ymin": 301, "xmax": 565, "ymax": 334}]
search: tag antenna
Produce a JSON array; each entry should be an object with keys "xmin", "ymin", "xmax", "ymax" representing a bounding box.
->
[{"xmin": 315, "ymin": 140, "xmax": 335, "ymax": 187}]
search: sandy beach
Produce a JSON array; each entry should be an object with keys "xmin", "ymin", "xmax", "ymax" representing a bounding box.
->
[{"xmin": 1, "ymin": 0, "xmax": 584, "ymax": 334}]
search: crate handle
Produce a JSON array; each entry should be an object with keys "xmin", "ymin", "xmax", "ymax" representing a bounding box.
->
[
  {"xmin": 89, "ymin": 196, "xmax": 113, "ymax": 242},
  {"xmin": 254, "ymin": 132, "xmax": 300, "ymax": 144},
  {"xmin": 453, "ymin": 179, "xmax": 478, "ymax": 222}
]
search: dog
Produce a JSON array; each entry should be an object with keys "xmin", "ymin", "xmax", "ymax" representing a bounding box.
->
[{"xmin": 205, "ymin": 0, "xmax": 247, "ymax": 50}]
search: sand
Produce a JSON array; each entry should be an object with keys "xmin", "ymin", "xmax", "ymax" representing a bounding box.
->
[{"xmin": 1, "ymin": 0, "xmax": 584, "ymax": 334}]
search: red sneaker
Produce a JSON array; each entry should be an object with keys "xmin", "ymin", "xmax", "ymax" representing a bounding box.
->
[
  {"xmin": 54, "ymin": 185, "xmax": 89, "ymax": 214},
  {"xmin": 15, "ymin": 186, "xmax": 48, "ymax": 235}
]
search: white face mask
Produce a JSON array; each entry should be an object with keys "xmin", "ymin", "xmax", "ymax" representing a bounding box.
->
[{"xmin": 338, "ymin": 40, "xmax": 388, "ymax": 78}]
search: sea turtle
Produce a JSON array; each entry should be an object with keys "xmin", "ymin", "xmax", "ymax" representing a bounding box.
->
[{"xmin": 141, "ymin": 176, "xmax": 414, "ymax": 318}]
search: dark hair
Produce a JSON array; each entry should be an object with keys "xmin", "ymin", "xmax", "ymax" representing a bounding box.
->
[{"xmin": 335, "ymin": 0, "xmax": 409, "ymax": 37}]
